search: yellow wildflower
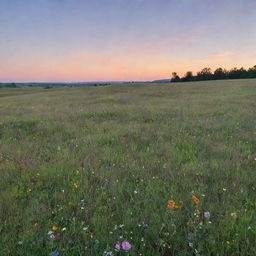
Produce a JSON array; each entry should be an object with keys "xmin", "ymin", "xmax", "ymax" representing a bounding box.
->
[
  {"xmin": 72, "ymin": 183, "xmax": 78, "ymax": 189},
  {"xmin": 52, "ymin": 226, "xmax": 58, "ymax": 231}
]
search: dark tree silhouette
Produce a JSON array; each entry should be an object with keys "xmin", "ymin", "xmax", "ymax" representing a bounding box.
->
[
  {"xmin": 197, "ymin": 67, "xmax": 213, "ymax": 80},
  {"xmin": 183, "ymin": 71, "xmax": 194, "ymax": 82},
  {"xmin": 248, "ymin": 65, "xmax": 256, "ymax": 78},
  {"xmin": 214, "ymin": 68, "xmax": 227, "ymax": 80},
  {"xmin": 171, "ymin": 72, "xmax": 180, "ymax": 82},
  {"xmin": 171, "ymin": 65, "xmax": 256, "ymax": 83}
]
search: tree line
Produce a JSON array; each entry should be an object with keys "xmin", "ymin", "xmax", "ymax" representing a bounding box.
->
[{"xmin": 171, "ymin": 65, "xmax": 256, "ymax": 82}]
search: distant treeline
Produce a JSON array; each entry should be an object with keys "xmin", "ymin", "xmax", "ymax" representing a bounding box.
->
[
  {"xmin": 0, "ymin": 82, "xmax": 112, "ymax": 88},
  {"xmin": 171, "ymin": 65, "xmax": 256, "ymax": 82},
  {"xmin": 0, "ymin": 82, "xmax": 18, "ymax": 88}
]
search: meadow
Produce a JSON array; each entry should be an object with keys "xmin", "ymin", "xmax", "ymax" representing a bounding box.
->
[{"xmin": 0, "ymin": 79, "xmax": 255, "ymax": 256}]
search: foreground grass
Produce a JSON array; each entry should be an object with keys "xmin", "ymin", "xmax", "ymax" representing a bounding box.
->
[{"xmin": 0, "ymin": 80, "xmax": 256, "ymax": 256}]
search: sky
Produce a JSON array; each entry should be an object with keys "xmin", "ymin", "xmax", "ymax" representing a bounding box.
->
[{"xmin": 0, "ymin": 0, "xmax": 256, "ymax": 82}]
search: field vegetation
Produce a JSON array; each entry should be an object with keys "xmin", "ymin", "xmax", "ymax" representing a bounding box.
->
[{"xmin": 0, "ymin": 79, "xmax": 256, "ymax": 256}]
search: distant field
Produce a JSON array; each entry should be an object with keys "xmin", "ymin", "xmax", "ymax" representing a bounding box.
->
[{"xmin": 0, "ymin": 79, "xmax": 255, "ymax": 256}]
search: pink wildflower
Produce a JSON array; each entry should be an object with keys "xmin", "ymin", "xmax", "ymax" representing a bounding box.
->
[
  {"xmin": 115, "ymin": 242, "xmax": 121, "ymax": 250},
  {"xmin": 115, "ymin": 241, "xmax": 132, "ymax": 251},
  {"xmin": 121, "ymin": 241, "xmax": 132, "ymax": 251}
]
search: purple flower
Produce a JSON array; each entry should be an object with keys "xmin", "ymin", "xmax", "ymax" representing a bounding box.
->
[
  {"xmin": 115, "ymin": 242, "xmax": 121, "ymax": 250},
  {"xmin": 121, "ymin": 242, "xmax": 132, "ymax": 251},
  {"xmin": 115, "ymin": 241, "xmax": 132, "ymax": 251},
  {"xmin": 204, "ymin": 211, "xmax": 211, "ymax": 218}
]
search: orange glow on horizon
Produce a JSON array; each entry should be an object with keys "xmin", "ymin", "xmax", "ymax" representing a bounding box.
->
[{"xmin": 0, "ymin": 49, "xmax": 255, "ymax": 82}]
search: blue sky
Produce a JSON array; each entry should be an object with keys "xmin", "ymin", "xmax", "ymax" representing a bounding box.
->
[{"xmin": 0, "ymin": 0, "xmax": 255, "ymax": 81}]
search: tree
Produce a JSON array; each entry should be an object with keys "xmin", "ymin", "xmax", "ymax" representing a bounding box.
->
[
  {"xmin": 183, "ymin": 71, "xmax": 193, "ymax": 82},
  {"xmin": 214, "ymin": 68, "xmax": 227, "ymax": 80},
  {"xmin": 171, "ymin": 72, "xmax": 180, "ymax": 82},
  {"xmin": 197, "ymin": 67, "xmax": 213, "ymax": 80},
  {"xmin": 248, "ymin": 65, "xmax": 256, "ymax": 78},
  {"xmin": 228, "ymin": 67, "xmax": 247, "ymax": 79},
  {"xmin": 170, "ymin": 65, "xmax": 256, "ymax": 83}
]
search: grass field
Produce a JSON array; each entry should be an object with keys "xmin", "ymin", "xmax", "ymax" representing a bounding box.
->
[{"xmin": 0, "ymin": 79, "xmax": 256, "ymax": 256}]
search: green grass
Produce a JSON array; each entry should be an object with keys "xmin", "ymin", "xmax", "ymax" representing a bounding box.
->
[{"xmin": 0, "ymin": 79, "xmax": 256, "ymax": 256}]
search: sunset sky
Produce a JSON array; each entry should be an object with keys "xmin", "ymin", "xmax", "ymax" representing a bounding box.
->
[{"xmin": 0, "ymin": 0, "xmax": 256, "ymax": 82}]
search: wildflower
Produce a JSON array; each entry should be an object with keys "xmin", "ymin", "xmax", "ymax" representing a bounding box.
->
[
  {"xmin": 61, "ymin": 227, "xmax": 67, "ymax": 231},
  {"xmin": 122, "ymin": 242, "xmax": 132, "ymax": 251},
  {"xmin": 115, "ymin": 242, "xmax": 121, "ymax": 250},
  {"xmin": 168, "ymin": 200, "xmax": 175, "ymax": 208},
  {"xmin": 52, "ymin": 250, "xmax": 60, "ymax": 256},
  {"xmin": 192, "ymin": 196, "xmax": 200, "ymax": 204},
  {"xmin": 194, "ymin": 209, "xmax": 201, "ymax": 215},
  {"xmin": 103, "ymin": 251, "xmax": 113, "ymax": 256},
  {"xmin": 52, "ymin": 226, "xmax": 58, "ymax": 231},
  {"xmin": 230, "ymin": 212, "xmax": 237, "ymax": 219},
  {"xmin": 168, "ymin": 200, "xmax": 181, "ymax": 209},
  {"xmin": 188, "ymin": 242, "xmax": 193, "ymax": 247},
  {"xmin": 17, "ymin": 241, "xmax": 23, "ymax": 245},
  {"xmin": 138, "ymin": 220, "xmax": 148, "ymax": 228},
  {"xmin": 48, "ymin": 229, "xmax": 57, "ymax": 240},
  {"xmin": 49, "ymin": 233, "xmax": 56, "ymax": 241},
  {"xmin": 204, "ymin": 211, "xmax": 211, "ymax": 218},
  {"xmin": 194, "ymin": 211, "xmax": 200, "ymax": 217},
  {"xmin": 72, "ymin": 183, "xmax": 78, "ymax": 189},
  {"xmin": 115, "ymin": 242, "xmax": 132, "ymax": 251}
]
